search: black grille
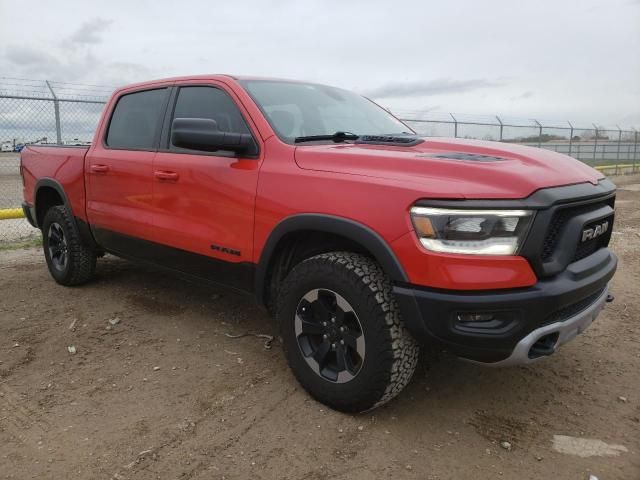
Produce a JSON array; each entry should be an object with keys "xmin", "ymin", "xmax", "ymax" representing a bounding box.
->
[
  {"xmin": 541, "ymin": 197, "xmax": 615, "ymax": 262},
  {"xmin": 573, "ymin": 239, "xmax": 600, "ymax": 262},
  {"xmin": 543, "ymin": 288, "xmax": 606, "ymax": 325}
]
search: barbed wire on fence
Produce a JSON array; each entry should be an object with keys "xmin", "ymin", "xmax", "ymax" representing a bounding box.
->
[
  {"xmin": 399, "ymin": 114, "xmax": 639, "ymax": 170},
  {"xmin": 0, "ymin": 78, "xmax": 639, "ymax": 243},
  {"xmin": 0, "ymin": 78, "xmax": 109, "ymax": 148}
]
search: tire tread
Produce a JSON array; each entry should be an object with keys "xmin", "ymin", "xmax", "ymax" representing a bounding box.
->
[
  {"xmin": 277, "ymin": 252, "xmax": 419, "ymax": 412},
  {"xmin": 43, "ymin": 206, "xmax": 96, "ymax": 286}
]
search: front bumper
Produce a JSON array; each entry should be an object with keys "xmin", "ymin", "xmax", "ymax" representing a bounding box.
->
[
  {"xmin": 394, "ymin": 248, "xmax": 617, "ymax": 364},
  {"xmin": 488, "ymin": 286, "xmax": 609, "ymax": 366}
]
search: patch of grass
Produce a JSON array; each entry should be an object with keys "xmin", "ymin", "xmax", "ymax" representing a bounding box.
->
[{"xmin": 0, "ymin": 236, "xmax": 42, "ymax": 251}]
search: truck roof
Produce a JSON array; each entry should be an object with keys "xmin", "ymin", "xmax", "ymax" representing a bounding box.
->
[{"xmin": 115, "ymin": 74, "xmax": 307, "ymax": 92}]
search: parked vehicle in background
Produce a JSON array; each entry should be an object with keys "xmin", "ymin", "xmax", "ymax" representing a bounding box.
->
[
  {"xmin": 20, "ymin": 75, "xmax": 617, "ymax": 412},
  {"xmin": 1, "ymin": 142, "xmax": 13, "ymax": 152},
  {"xmin": 63, "ymin": 139, "xmax": 92, "ymax": 146}
]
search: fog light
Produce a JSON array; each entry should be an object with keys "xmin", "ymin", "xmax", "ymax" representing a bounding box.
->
[
  {"xmin": 453, "ymin": 310, "xmax": 519, "ymax": 334},
  {"xmin": 456, "ymin": 312, "xmax": 495, "ymax": 323}
]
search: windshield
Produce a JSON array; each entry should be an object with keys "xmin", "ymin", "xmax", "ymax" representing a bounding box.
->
[{"xmin": 239, "ymin": 80, "xmax": 414, "ymax": 143}]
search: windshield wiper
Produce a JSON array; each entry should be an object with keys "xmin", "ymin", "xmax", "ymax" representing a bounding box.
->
[{"xmin": 294, "ymin": 131, "xmax": 359, "ymax": 143}]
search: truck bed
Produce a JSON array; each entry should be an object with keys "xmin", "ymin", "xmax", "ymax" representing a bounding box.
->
[{"xmin": 21, "ymin": 145, "xmax": 90, "ymax": 224}]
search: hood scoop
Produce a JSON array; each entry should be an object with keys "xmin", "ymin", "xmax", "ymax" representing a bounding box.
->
[
  {"xmin": 424, "ymin": 152, "xmax": 508, "ymax": 162},
  {"xmin": 356, "ymin": 135, "xmax": 424, "ymax": 147}
]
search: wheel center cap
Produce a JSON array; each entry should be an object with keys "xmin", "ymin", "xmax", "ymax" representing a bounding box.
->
[{"xmin": 327, "ymin": 325, "xmax": 339, "ymax": 339}]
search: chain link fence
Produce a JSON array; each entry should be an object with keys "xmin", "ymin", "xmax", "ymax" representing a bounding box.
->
[
  {"xmin": 0, "ymin": 79, "xmax": 109, "ymax": 245},
  {"xmin": 399, "ymin": 112, "xmax": 640, "ymax": 173},
  {"xmin": 1, "ymin": 79, "xmax": 639, "ymax": 244}
]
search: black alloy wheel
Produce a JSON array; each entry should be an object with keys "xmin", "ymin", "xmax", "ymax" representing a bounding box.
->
[
  {"xmin": 47, "ymin": 222, "xmax": 68, "ymax": 271},
  {"xmin": 295, "ymin": 288, "xmax": 366, "ymax": 383}
]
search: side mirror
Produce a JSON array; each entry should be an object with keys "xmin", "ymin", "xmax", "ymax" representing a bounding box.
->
[{"xmin": 171, "ymin": 118, "xmax": 257, "ymax": 155}]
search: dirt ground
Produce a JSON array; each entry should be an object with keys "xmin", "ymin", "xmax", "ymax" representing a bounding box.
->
[{"xmin": 1, "ymin": 177, "xmax": 639, "ymax": 480}]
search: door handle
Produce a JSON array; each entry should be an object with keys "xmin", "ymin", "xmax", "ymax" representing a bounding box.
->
[
  {"xmin": 154, "ymin": 170, "xmax": 179, "ymax": 181},
  {"xmin": 90, "ymin": 164, "xmax": 109, "ymax": 173}
]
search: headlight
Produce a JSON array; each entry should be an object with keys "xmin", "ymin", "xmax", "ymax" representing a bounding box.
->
[{"xmin": 410, "ymin": 206, "xmax": 534, "ymax": 255}]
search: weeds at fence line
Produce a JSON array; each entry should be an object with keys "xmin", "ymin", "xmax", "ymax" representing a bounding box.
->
[{"xmin": 0, "ymin": 235, "xmax": 42, "ymax": 251}]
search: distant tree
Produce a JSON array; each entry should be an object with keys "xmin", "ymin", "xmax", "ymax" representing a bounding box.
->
[
  {"xmin": 503, "ymin": 133, "xmax": 566, "ymax": 143},
  {"xmin": 593, "ymin": 126, "xmax": 610, "ymax": 140},
  {"xmin": 580, "ymin": 130, "xmax": 591, "ymax": 139}
]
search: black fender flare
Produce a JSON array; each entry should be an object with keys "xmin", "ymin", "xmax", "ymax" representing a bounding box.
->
[
  {"xmin": 34, "ymin": 178, "xmax": 97, "ymax": 249},
  {"xmin": 33, "ymin": 178, "xmax": 73, "ymax": 227},
  {"xmin": 254, "ymin": 213, "xmax": 409, "ymax": 306}
]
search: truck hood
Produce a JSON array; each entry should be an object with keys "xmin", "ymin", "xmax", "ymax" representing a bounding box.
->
[{"xmin": 294, "ymin": 137, "xmax": 604, "ymax": 199}]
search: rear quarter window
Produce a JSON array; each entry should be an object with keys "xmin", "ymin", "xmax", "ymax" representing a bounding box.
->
[{"xmin": 106, "ymin": 88, "xmax": 168, "ymax": 149}]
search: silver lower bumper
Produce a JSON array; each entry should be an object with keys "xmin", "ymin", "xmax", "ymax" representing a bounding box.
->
[{"xmin": 487, "ymin": 285, "xmax": 609, "ymax": 367}]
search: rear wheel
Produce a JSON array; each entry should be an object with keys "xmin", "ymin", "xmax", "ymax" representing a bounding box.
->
[
  {"xmin": 42, "ymin": 206, "xmax": 96, "ymax": 286},
  {"xmin": 277, "ymin": 252, "xmax": 419, "ymax": 412}
]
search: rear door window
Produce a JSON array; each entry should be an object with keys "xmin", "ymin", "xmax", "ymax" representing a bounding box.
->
[{"xmin": 106, "ymin": 88, "xmax": 168, "ymax": 149}]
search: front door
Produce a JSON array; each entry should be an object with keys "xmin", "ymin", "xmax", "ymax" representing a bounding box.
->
[{"xmin": 151, "ymin": 84, "xmax": 262, "ymax": 292}]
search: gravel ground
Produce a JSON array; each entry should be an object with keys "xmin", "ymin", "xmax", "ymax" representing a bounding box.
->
[
  {"xmin": 0, "ymin": 176, "xmax": 639, "ymax": 479},
  {"xmin": 0, "ymin": 217, "xmax": 38, "ymax": 243}
]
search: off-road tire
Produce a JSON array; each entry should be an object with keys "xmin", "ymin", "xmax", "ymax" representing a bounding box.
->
[
  {"xmin": 277, "ymin": 252, "xmax": 420, "ymax": 412},
  {"xmin": 42, "ymin": 206, "xmax": 96, "ymax": 286}
]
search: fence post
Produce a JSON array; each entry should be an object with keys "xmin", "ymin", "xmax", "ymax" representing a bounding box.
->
[
  {"xmin": 534, "ymin": 119, "xmax": 542, "ymax": 148},
  {"xmin": 567, "ymin": 121, "xmax": 574, "ymax": 158},
  {"xmin": 592, "ymin": 124, "xmax": 598, "ymax": 165},
  {"xmin": 615, "ymin": 126, "xmax": 622, "ymax": 175},
  {"xmin": 496, "ymin": 116, "xmax": 504, "ymax": 142},
  {"xmin": 449, "ymin": 113, "xmax": 458, "ymax": 138},
  {"xmin": 45, "ymin": 80, "xmax": 62, "ymax": 145},
  {"xmin": 634, "ymin": 130, "xmax": 639, "ymax": 174}
]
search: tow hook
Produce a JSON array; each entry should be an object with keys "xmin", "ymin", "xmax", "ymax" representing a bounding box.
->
[{"xmin": 606, "ymin": 294, "xmax": 615, "ymax": 303}]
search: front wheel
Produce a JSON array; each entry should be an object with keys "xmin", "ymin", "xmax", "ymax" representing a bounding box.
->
[
  {"xmin": 42, "ymin": 206, "xmax": 96, "ymax": 286},
  {"xmin": 277, "ymin": 252, "xmax": 419, "ymax": 412}
]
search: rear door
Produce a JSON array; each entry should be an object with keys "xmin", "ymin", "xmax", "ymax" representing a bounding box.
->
[
  {"xmin": 85, "ymin": 87, "xmax": 170, "ymax": 250},
  {"xmin": 150, "ymin": 83, "xmax": 262, "ymax": 292}
]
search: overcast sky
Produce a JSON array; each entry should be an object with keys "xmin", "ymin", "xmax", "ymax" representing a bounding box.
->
[{"xmin": 1, "ymin": 0, "xmax": 639, "ymax": 127}]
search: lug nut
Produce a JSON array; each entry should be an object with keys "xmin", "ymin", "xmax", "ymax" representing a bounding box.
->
[
  {"xmin": 322, "ymin": 322, "xmax": 327, "ymax": 327},
  {"xmin": 340, "ymin": 326, "xmax": 346, "ymax": 333},
  {"xmin": 331, "ymin": 343, "xmax": 336, "ymax": 349},
  {"xmin": 331, "ymin": 317, "xmax": 336, "ymax": 323},
  {"xmin": 323, "ymin": 334, "xmax": 328, "ymax": 339},
  {"xmin": 340, "ymin": 339, "xmax": 345, "ymax": 345}
]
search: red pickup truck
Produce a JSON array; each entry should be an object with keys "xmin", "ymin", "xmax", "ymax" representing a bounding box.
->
[{"xmin": 20, "ymin": 75, "xmax": 617, "ymax": 412}]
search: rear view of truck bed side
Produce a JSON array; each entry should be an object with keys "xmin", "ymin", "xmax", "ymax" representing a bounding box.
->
[{"xmin": 21, "ymin": 145, "xmax": 90, "ymax": 229}]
